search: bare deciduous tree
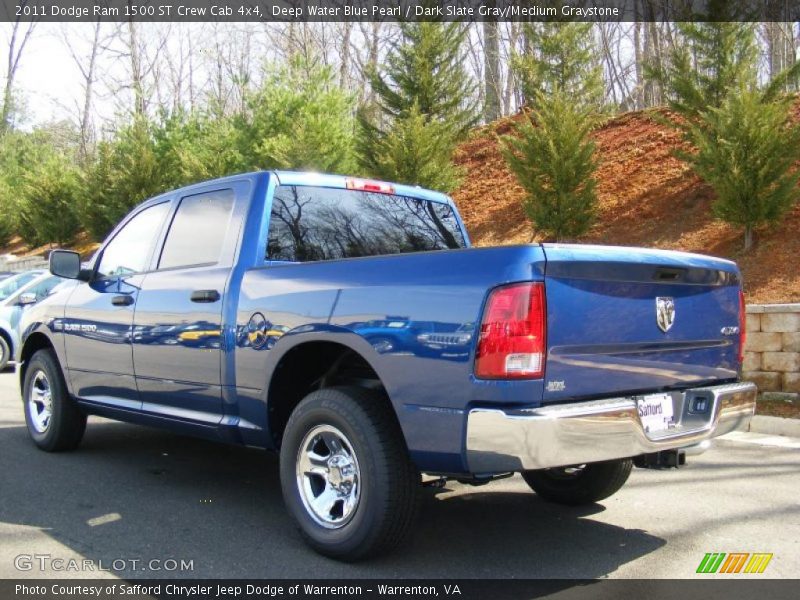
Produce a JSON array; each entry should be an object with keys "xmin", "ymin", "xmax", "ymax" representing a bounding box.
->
[
  {"xmin": 1, "ymin": 0, "xmax": 37, "ymax": 131},
  {"xmin": 61, "ymin": 21, "xmax": 114, "ymax": 160}
]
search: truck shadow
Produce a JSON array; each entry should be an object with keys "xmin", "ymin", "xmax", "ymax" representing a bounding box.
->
[
  {"xmin": 408, "ymin": 487, "xmax": 663, "ymax": 578},
  {"xmin": 0, "ymin": 418, "xmax": 666, "ymax": 579}
]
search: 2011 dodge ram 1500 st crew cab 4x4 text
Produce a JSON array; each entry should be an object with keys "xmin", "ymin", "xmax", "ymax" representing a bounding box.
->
[{"xmin": 18, "ymin": 171, "xmax": 756, "ymax": 560}]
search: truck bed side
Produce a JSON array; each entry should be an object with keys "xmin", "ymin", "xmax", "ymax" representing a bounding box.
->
[{"xmin": 233, "ymin": 245, "xmax": 547, "ymax": 473}]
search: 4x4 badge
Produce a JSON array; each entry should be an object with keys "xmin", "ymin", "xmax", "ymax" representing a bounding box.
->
[{"xmin": 656, "ymin": 297, "xmax": 675, "ymax": 333}]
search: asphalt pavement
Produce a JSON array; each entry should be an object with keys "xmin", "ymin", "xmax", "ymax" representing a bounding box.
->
[{"xmin": 1, "ymin": 367, "xmax": 798, "ymax": 579}]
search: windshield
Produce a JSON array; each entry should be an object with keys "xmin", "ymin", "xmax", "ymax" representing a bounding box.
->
[
  {"xmin": 267, "ymin": 186, "xmax": 467, "ymax": 262},
  {"xmin": 0, "ymin": 271, "xmax": 41, "ymax": 302}
]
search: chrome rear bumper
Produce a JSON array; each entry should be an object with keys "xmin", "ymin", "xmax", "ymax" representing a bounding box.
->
[{"xmin": 465, "ymin": 381, "xmax": 757, "ymax": 473}]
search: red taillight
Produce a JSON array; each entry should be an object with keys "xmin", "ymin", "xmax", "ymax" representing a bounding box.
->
[
  {"xmin": 475, "ymin": 282, "xmax": 546, "ymax": 379},
  {"xmin": 345, "ymin": 178, "xmax": 395, "ymax": 194},
  {"xmin": 738, "ymin": 289, "xmax": 746, "ymax": 364}
]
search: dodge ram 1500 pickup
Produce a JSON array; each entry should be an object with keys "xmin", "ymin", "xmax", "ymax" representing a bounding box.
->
[{"xmin": 19, "ymin": 170, "xmax": 757, "ymax": 560}]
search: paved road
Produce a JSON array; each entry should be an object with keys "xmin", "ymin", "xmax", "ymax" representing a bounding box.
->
[{"xmin": 1, "ymin": 368, "xmax": 798, "ymax": 579}]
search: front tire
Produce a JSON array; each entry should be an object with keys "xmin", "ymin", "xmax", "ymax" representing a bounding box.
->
[
  {"xmin": 522, "ymin": 458, "xmax": 633, "ymax": 506},
  {"xmin": 279, "ymin": 386, "xmax": 419, "ymax": 561},
  {"xmin": 23, "ymin": 349, "xmax": 86, "ymax": 452}
]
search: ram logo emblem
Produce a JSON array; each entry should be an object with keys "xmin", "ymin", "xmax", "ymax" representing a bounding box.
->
[{"xmin": 656, "ymin": 297, "xmax": 675, "ymax": 333}]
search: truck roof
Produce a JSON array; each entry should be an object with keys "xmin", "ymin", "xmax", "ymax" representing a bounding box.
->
[
  {"xmin": 272, "ymin": 171, "xmax": 453, "ymax": 205},
  {"xmin": 139, "ymin": 170, "xmax": 454, "ymax": 209}
]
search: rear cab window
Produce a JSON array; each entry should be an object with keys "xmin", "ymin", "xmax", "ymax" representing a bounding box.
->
[{"xmin": 267, "ymin": 185, "xmax": 466, "ymax": 262}]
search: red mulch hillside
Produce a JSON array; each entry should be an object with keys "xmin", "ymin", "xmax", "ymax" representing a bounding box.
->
[{"xmin": 452, "ymin": 108, "xmax": 800, "ymax": 304}]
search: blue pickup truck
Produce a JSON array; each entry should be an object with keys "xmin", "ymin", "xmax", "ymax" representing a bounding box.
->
[{"xmin": 19, "ymin": 171, "xmax": 756, "ymax": 560}]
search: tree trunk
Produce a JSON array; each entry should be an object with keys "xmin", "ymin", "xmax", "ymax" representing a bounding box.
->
[
  {"xmin": 599, "ymin": 23, "xmax": 622, "ymax": 108},
  {"xmin": 633, "ymin": 4, "xmax": 643, "ymax": 109},
  {"xmin": 504, "ymin": 22, "xmax": 520, "ymax": 115},
  {"xmin": 187, "ymin": 33, "xmax": 196, "ymax": 110},
  {"xmin": 483, "ymin": 15, "xmax": 501, "ymax": 123},
  {"xmin": 127, "ymin": 19, "xmax": 145, "ymax": 117},
  {"xmin": 520, "ymin": 24, "xmax": 535, "ymax": 106},
  {"xmin": 365, "ymin": 22, "xmax": 381, "ymax": 107},
  {"xmin": 645, "ymin": 9, "xmax": 663, "ymax": 106},
  {"xmin": 743, "ymin": 225, "xmax": 754, "ymax": 251},
  {"xmin": 78, "ymin": 20, "xmax": 102, "ymax": 162},
  {"xmin": 1, "ymin": 62, "xmax": 14, "ymax": 131},
  {"xmin": 340, "ymin": 21, "xmax": 352, "ymax": 89}
]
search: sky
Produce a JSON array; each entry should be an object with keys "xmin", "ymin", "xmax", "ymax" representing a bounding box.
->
[
  {"xmin": 7, "ymin": 23, "xmax": 92, "ymax": 126},
  {"xmin": 3, "ymin": 21, "xmax": 217, "ymax": 130}
]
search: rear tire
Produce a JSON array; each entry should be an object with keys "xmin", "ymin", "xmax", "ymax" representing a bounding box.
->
[
  {"xmin": 22, "ymin": 349, "xmax": 86, "ymax": 452},
  {"xmin": 279, "ymin": 386, "xmax": 419, "ymax": 561},
  {"xmin": 522, "ymin": 458, "xmax": 633, "ymax": 506},
  {"xmin": 0, "ymin": 335, "xmax": 10, "ymax": 371}
]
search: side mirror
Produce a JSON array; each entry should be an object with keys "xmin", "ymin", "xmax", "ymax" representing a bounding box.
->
[
  {"xmin": 50, "ymin": 250, "xmax": 89, "ymax": 281},
  {"xmin": 18, "ymin": 292, "xmax": 37, "ymax": 306}
]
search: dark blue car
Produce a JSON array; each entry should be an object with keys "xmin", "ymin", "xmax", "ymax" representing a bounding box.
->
[{"xmin": 18, "ymin": 171, "xmax": 756, "ymax": 560}]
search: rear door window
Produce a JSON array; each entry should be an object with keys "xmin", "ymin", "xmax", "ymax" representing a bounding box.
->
[{"xmin": 158, "ymin": 189, "xmax": 235, "ymax": 270}]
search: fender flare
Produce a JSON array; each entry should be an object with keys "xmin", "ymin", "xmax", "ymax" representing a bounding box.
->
[
  {"xmin": 254, "ymin": 325, "xmax": 415, "ymax": 447},
  {"xmin": 18, "ymin": 321, "xmax": 67, "ymax": 392},
  {"xmin": 260, "ymin": 326, "xmax": 394, "ymax": 405}
]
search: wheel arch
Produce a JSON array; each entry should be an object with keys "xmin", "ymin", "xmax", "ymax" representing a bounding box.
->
[
  {"xmin": 0, "ymin": 326, "xmax": 12, "ymax": 355},
  {"xmin": 18, "ymin": 331, "xmax": 59, "ymax": 391},
  {"xmin": 264, "ymin": 331, "xmax": 402, "ymax": 449}
]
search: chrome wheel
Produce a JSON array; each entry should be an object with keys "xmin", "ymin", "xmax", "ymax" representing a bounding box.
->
[
  {"xmin": 27, "ymin": 370, "xmax": 53, "ymax": 434},
  {"xmin": 295, "ymin": 424, "xmax": 361, "ymax": 529}
]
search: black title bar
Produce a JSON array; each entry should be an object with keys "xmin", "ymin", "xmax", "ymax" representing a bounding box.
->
[
  {"xmin": 4, "ymin": 579, "xmax": 800, "ymax": 600},
  {"xmin": 2, "ymin": 1, "xmax": 800, "ymax": 22}
]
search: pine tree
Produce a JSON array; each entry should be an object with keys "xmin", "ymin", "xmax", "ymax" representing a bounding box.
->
[
  {"xmin": 0, "ymin": 124, "xmax": 82, "ymax": 247},
  {"xmin": 362, "ymin": 103, "xmax": 463, "ymax": 192},
  {"xmin": 154, "ymin": 111, "xmax": 242, "ymax": 188},
  {"xmin": 239, "ymin": 56, "xmax": 356, "ymax": 174},
  {"xmin": 368, "ymin": 22, "xmax": 477, "ymax": 139},
  {"xmin": 0, "ymin": 209, "xmax": 11, "ymax": 247},
  {"xmin": 646, "ymin": 3, "xmax": 758, "ymax": 117},
  {"xmin": 501, "ymin": 89, "xmax": 598, "ymax": 242},
  {"xmin": 681, "ymin": 89, "xmax": 800, "ymax": 250},
  {"xmin": 504, "ymin": 14, "xmax": 601, "ymax": 241},
  {"xmin": 645, "ymin": 0, "xmax": 800, "ymax": 251},
  {"xmin": 84, "ymin": 117, "xmax": 165, "ymax": 239},
  {"xmin": 0, "ymin": 131, "xmax": 28, "ymax": 246},
  {"xmin": 18, "ymin": 153, "xmax": 81, "ymax": 247},
  {"xmin": 357, "ymin": 22, "xmax": 477, "ymax": 191},
  {"xmin": 513, "ymin": 21, "xmax": 604, "ymax": 111}
]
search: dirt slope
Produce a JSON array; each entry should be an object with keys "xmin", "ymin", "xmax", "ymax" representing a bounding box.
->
[{"xmin": 452, "ymin": 109, "xmax": 800, "ymax": 304}]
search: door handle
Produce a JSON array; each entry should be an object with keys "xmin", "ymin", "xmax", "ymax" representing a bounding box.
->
[
  {"xmin": 111, "ymin": 295, "xmax": 134, "ymax": 306},
  {"xmin": 190, "ymin": 290, "xmax": 221, "ymax": 303}
]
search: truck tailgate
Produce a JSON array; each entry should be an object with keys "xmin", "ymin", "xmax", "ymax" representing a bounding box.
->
[{"xmin": 541, "ymin": 244, "xmax": 742, "ymax": 403}]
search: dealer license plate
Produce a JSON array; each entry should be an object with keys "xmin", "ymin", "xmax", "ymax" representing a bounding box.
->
[{"xmin": 636, "ymin": 393, "xmax": 675, "ymax": 433}]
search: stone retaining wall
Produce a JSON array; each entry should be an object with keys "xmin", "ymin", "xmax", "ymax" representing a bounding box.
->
[
  {"xmin": 744, "ymin": 304, "xmax": 800, "ymax": 394},
  {"xmin": 0, "ymin": 256, "xmax": 48, "ymax": 273}
]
